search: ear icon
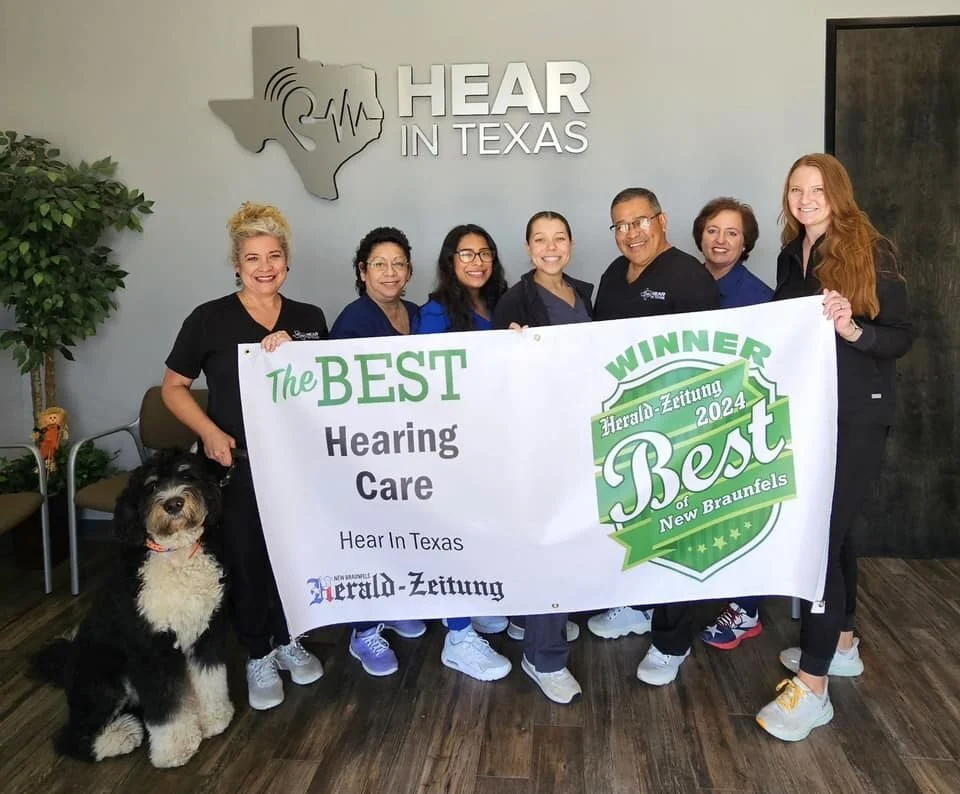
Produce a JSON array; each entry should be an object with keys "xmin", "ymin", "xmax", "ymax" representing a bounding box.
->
[{"xmin": 281, "ymin": 85, "xmax": 319, "ymax": 152}]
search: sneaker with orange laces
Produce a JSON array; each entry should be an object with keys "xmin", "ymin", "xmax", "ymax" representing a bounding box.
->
[{"xmin": 756, "ymin": 677, "xmax": 834, "ymax": 741}]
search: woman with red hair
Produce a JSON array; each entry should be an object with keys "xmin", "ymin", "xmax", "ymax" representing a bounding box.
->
[{"xmin": 756, "ymin": 154, "xmax": 913, "ymax": 741}]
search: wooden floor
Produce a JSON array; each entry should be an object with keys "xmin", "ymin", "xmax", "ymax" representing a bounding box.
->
[{"xmin": 1, "ymin": 540, "xmax": 959, "ymax": 794}]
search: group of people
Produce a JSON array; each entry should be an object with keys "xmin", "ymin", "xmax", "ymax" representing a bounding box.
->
[{"xmin": 159, "ymin": 152, "xmax": 912, "ymax": 744}]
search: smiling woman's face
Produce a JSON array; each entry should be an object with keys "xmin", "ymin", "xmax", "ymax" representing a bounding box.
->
[
  {"xmin": 453, "ymin": 232, "xmax": 494, "ymax": 291},
  {"xmin": 361, "ymin": 241, "xmax": 411, "ymax": 304},
  {"xmin": 237, "ymin": 235, "xmax": 288, "ymax": 296},
  {"xmin": 527, "ymin": 217, "xmax": 572, "ymax": 275}
]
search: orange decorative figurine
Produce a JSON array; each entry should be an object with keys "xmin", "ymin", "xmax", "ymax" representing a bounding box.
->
[{"xmin": 33, "ymin": 406, "xmax": 69, "ymax": 472}]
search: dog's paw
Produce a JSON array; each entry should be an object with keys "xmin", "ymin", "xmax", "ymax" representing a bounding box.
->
[
  {"xmin": 147, "ymin": 712, "xmax": 203, "ymax": 768},
  {"xmin": 92, "ymin": 713, "xmax": 144, "ymax": 760},
  {"xmin": 199, "ymin": 700, "xmax": 234, "ymax": 738}
]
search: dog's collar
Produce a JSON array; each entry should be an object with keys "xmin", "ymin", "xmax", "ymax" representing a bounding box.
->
[{"xmin": 146, "ymin": 537, "xmax": 202, "ymax": 558}]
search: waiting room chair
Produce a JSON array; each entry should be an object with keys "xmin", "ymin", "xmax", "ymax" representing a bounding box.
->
[
  {"xmin": 66, "ymin": 386, "xmax": 208, "ymax": 595},
  {"xmin": 0, "ymin": 441, "xmax": 52, "ymax": 593}
]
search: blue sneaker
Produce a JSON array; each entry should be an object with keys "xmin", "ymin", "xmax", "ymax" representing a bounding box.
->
[
  {"xmin": 699, "ymin": 602, "xmax": 762, "ymax": 650},
  {"xmin": 349, "ymin": 625, "xmax": 399, "ymax": 676},
  {"xmin": 382, "ymin": 619, "xmax": 427, "ymax": 638}
]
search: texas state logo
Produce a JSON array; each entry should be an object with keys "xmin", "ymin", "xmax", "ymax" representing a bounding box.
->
[{"xmin": 592, "ymin": 329, "xmax": 797, "ymax": 580}]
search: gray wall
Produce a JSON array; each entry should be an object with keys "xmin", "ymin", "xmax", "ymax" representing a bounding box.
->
[{"xmin": 2, "ymin": 0, "xmax": 957, "ymax": 449}]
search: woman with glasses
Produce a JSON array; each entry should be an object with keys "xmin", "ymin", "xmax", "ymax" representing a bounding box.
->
[
  {"xmin": 415, "ymin": 223, "xmax": 513, "ymax": 682},
  {"xmin": 329, "ymin": 227, "xmax": 427, "ymax": 677},
  {"xmin": 489, "ymin": 210, "xmax": 591, "ymax": 704},
  {"xmin": 416, "ymin": 224, "xmax": 507, "ymax": 333},
  {"xmin": 755, "ymin": 153, "xmax": 912, "ymax": 741}
]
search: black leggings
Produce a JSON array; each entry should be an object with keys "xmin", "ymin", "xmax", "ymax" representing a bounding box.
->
[
  {"xmin": 798, "ymin": 422, "xmax": 889, "ymax": 676},
  {"xmin": 220, "ymin": 462, "xmax": 291, "ymax": 659}
]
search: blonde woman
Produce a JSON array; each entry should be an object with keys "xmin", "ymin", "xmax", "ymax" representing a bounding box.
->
[{"xmin": 162, "ymin": 202, "xmax": 328, "ymax": 711}]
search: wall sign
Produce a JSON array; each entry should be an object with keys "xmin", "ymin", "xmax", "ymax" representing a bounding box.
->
[{"xmin": 211, "ymin": 26, "xmax": 592, "ymax": 200}]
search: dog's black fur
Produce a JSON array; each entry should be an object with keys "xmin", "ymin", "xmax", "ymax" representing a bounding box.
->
[{"xmin": 31, "ymin": 450, "xmax": 234, "ymax": 768}]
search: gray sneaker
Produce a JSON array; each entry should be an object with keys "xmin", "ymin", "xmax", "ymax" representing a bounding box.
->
[
  {"xmin": 441, "ymin": 628, "xmax": 511, "ymax": 681},
  {"xmin": 521, "ymin": 657, "xmax": 582, "ymax": 704},
  {"xmin": 246, "ymin": 652, "xmax": 284, "ymax": 711},
  {"xmin": 636, "ymin": 645, "xmax": 689, "ymax": 686},
  {"xmin": 587, "ymin": 606, "xmax": 652, "ymax": 639},
  {"xmin": 779, "ymin": 638, "xmax": 864, "ymax": 677},
  {"xmin": 756, "ymin": 677, "xmax": 834, "ymax": 741},
  {"xmin": 275, "ymin": 637, "xmax": 324, "ymax": 685}
]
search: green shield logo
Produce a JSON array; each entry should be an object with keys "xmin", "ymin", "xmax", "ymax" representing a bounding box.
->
[{"xmin": 592, "ymin": 356, "xmax": 796, "ymax": 580}]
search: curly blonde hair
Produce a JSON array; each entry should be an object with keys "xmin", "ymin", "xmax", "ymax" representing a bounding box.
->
[{"xmin": 227, "ymin": 202, "xmax": 292, "ymax": 265}]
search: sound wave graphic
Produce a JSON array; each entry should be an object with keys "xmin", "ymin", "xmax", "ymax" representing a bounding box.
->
[{"xmin": 318, "ymin": 90, "xmax": 374, "ymax": 143}]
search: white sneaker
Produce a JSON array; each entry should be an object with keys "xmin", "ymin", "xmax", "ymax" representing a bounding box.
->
[
  {"xmin": 779, "ymin": 638, "xmax": 864, "ymax": 677},
  {"xmin": 246, "ymin": 653, "xmax": 284, "ymax": 710},
  {"xmin": 274, "ymin": 637, "xmax": 324, "ymax": 685},
  {"xmin": 441, "ymin": 628, "xmax": 512, "ymax": 681},
  {"xmin": 588, "ymin": 606, "xmax": 652, "ymax": 639},
  {"xmin": 756, "ymin": 677, "xmax": 834, "ymax": 741},
  {"xmin": 507, "ymin": 620, "xmax": 580, "ymax": 642},
  {"xmin": 636, "ymin": 645, "xmax": 690, "ymax": 686},
  {"xmin": 521, "ymin": 656, "xmax": 582, "ymax": 704},
  {"xmin": 472, "ymin": 615, "xmax": 509, "ymax": 634}
]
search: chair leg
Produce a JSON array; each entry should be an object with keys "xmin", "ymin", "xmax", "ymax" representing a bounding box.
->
[
  {"xmin": 40, "ymin": 495, "xmax": 52, "ymax": 594},
  {"xmin": 67, "ymin": 493, "xmax": 80, "ymax": 596},
  {"xmin": 791, "ymin": 597, "xmax": 801, "ymax": 620}
]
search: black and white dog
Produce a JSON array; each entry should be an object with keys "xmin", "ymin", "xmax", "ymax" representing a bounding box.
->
[{"xmin": 31, "ymin": 450, "xmax": 234, "ymax": 768}]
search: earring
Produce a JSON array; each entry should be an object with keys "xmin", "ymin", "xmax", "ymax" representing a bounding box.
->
[{"xmin": 234, "ymin": 271, "xmax": 241, "ymax": 287}]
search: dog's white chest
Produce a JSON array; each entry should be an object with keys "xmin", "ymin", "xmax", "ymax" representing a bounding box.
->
[{"xmin": 136, "ymin": 550, "xmax": 224, "ymax": 650}]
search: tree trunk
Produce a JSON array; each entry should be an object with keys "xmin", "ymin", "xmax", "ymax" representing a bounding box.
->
[
  {"xmin": 30, "ymin": 366, "xmax": 42, "ymax": 424},
  {"xmin": 44, "ymin": 351, "xmax": 56, "ymax": 411}
]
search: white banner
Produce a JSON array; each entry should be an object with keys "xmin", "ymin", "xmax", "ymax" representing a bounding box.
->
[{"xmin": 238, "ymin": 296, "xmax": 836, "ymax": 637}]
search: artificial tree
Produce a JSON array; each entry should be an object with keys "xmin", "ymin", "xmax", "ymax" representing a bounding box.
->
[{"xmin": 0, "ymin": 131, "xmax": 153, "ymax": 423}]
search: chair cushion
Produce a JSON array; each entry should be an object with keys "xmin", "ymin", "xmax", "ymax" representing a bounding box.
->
[
  {"xmin": 0, "ymin": 492, "xmax": 43, "ymax": 534},
  {"xmin": 76, "ymin": 472, "xmax": 131, "ymax": 512}
]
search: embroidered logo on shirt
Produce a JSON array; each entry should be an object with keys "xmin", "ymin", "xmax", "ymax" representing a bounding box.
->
[
  {"xmin": 291, "ymin": 330, "xmax": 321, "ymax": 340},
  {"xmin": 640, "ymin": 289, "xmax": 667, "ymax": 301}
]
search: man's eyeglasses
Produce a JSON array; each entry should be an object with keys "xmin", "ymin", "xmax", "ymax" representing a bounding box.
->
[
  {"xmin": 456, "ymin": 249, "xmax": 495, "ymax": 264},
  {"xmin": 366, "ymin": 259, "xmax": 410, "ymax": 272},
  {"xmin": 609, "ymin": 213, "xmax": 662, "ymax": 235}
]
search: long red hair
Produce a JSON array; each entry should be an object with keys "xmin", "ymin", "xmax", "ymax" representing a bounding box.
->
[{"xmin": 780, "ymin": 153, "xmax": 898, "ymax": 318}]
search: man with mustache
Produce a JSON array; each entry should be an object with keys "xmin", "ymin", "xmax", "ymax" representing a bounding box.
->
[{"xmin": 591, "ymin": 186, "xmax": 719, "ymax": 686}]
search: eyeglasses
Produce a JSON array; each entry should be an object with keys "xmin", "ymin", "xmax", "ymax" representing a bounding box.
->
[
  {"xmin": 365, "ymin": 259, "xmax": 410, "ymax": 272},
  {"xmin": 609, "ymin": 213, "xmax": 662, "ymax": 235},
  {"xmin": 456, "ymin": 248, "xmax": 495, "ymax": 264}
]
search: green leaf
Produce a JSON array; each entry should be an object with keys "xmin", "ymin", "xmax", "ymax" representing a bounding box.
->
[
  {"xmin": 62, "ymin": 212, "xmax": 74, "ymax": 228},
  {"xmin": 32, "ymin": 272, "xmax": 44, "ymax": 286},
  {"xmin": 19, "ymin": 241, "xmax": 29, "ymax": 256}
]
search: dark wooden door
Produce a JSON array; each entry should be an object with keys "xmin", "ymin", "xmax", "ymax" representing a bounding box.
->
[{"xmin": 828, "ymin": 17, "xmax": 960, "ymax": 556}]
